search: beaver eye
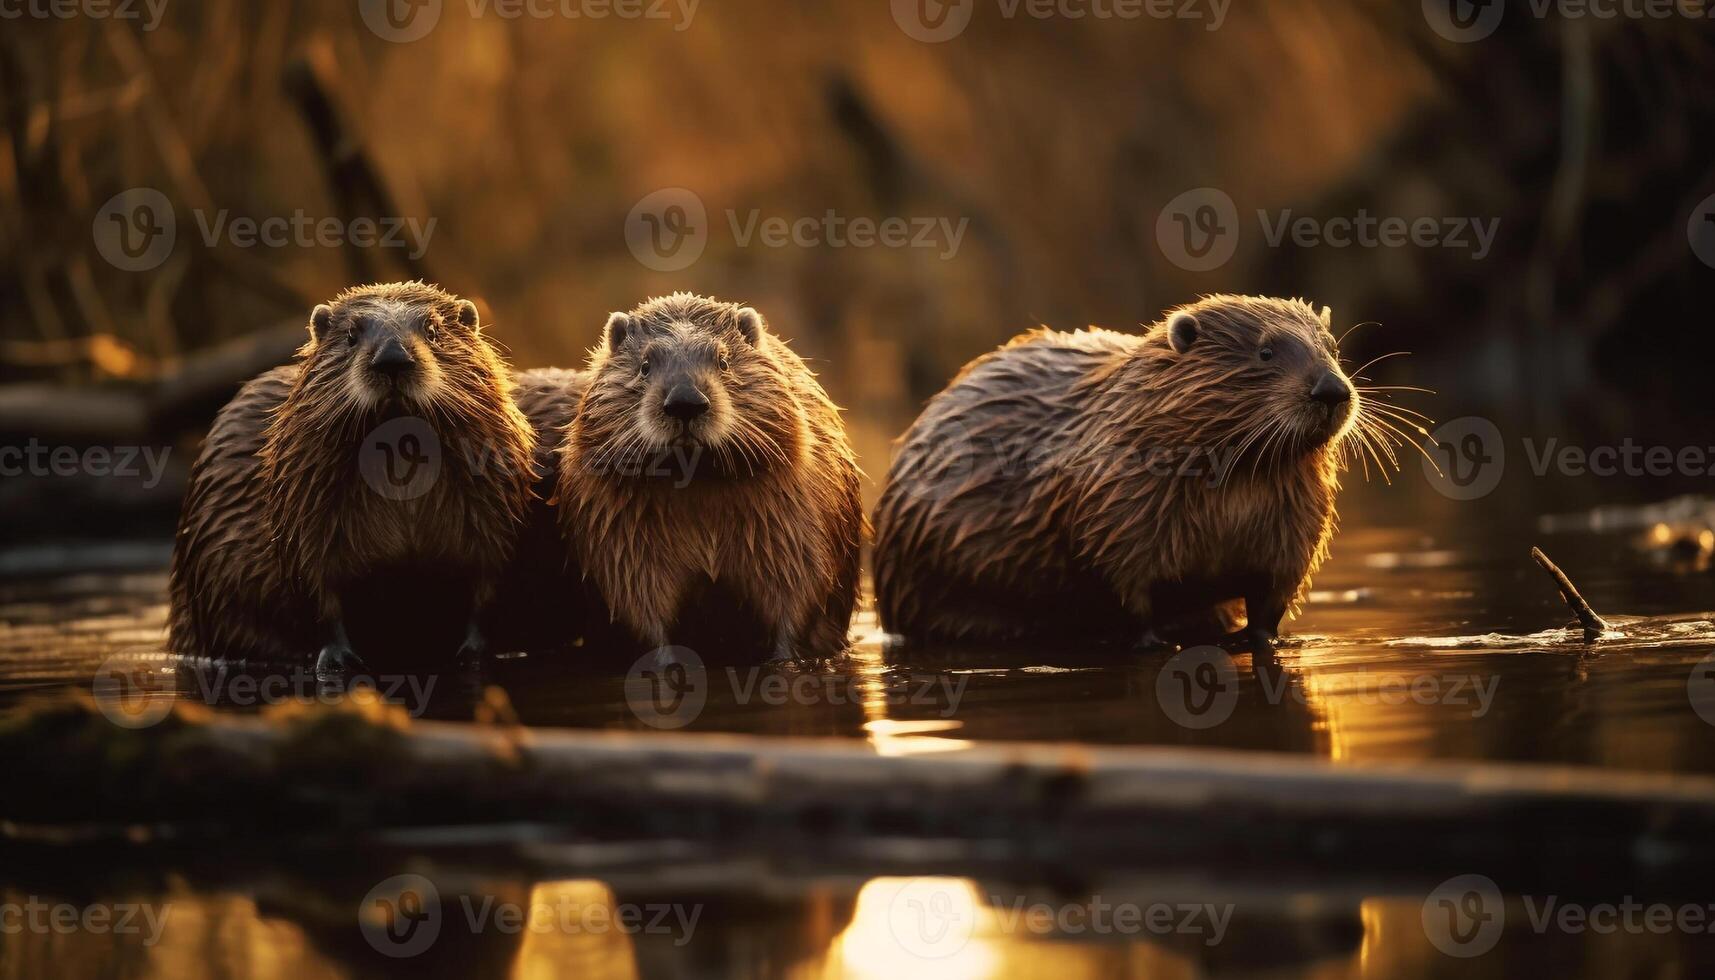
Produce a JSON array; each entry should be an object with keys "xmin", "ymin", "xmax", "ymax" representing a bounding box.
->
[
  {"xmin": 639, "ymin": 359, "xmax": 651, "ymax": 379},
  {"xmin": 718, "ymin": 354, "xmax": 731, "ymax": 372},
  {"xmin": 1259, "ymin": 346, "xmax": 1275, "ymax": 362}
]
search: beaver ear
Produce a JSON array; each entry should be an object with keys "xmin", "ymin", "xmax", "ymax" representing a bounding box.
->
[
  {"xmin": 605, "ymin": 312, "xmax": 633, "ymax": 350},
  {"xmin": 734, "ymin": 307, "xmax": 764, "ymax": 346},
  {"xmin": 455, "ymin": 299, "xmax": 480, "ymax": 330},
  {"xmin": 1318, "ymin": 305, "xmax": 1333, "ymax": 328},
  {"xmin": 1167, "ymin": 311, "xmax": 1198, "ymax": 354},
  {"xmin": 310, "ymin": 304, "xmax": 334, "ymax": 342}
]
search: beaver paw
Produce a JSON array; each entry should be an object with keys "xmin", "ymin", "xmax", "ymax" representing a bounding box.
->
[
  {"xmin": 314, "ymin": 643, "xmax": 368, "ymax": 678},
  {"xmin": 1133, "ymin": 628, "xmax": 1177, "ymax": 652},
  {"xmin": 1243, "ymin": 624, "xmax": 1278, "ymax": 657},
  {"xmin": 768, "ymin": 635, "xmax": 800, "ymax": 664},
  {"xmin": 455, "ymin": 621, "xmax": 488, "ymax": 671}
]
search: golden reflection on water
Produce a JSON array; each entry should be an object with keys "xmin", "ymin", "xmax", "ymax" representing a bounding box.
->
[
  {"xmin": 509, "ymin": 880, "xmax": 640, "ymax": 980},
  {"xmin": 848, "ymin": 629, "xmax": 973, "ymax": 757},
  {"xmin": 5, "ymin": 874, "xmax": 1705, "ymax": 978}
]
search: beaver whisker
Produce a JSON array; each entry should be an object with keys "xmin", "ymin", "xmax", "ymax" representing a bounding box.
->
[
  {"xmin": 1256, "ymin": 417, "xmax": 1299, "ymax": 476},
  {"xmin": 1347, "ymin": 350, "xmax": 1411, "ymax": 377},
  {"xmin": 1363, "ymin": 412, "xmax": 1443, "ymax": 476},
  {"xmin": 1355, "ymin": 414, "xmax": 1403, "ymax": 465},
  {"xmin": 1225, "ymin": 417, "xmax": 1277, "ymax": 475},
  {"xmin": 728, "ymin": 417, "xmax": 790, "ymax": 468},
  {"xmin": 1350, "ymin": 424, "xmax": 1387, "ymax": 482},
  {"xmin": 1336, "ymin": 320, "xmax": 1380, "ymax": 347},
  {"xmin": 1235, "ymin": 416, "xmax": 1289, "ymax": 479},
  {"xmin": 1349, "ymin": 417, "xmax": 1398, "ymax": 483},
  {"xmin": 1357, "ymin": 384, "xmax": 1437, "ymax": 395},
  {"xmin": 1343, "ymin": 421, "xmax": 1379, "ymax": 482},
  {"xmin": 1363, "ymin": 401, "xmax": 1437, "ymax": 430},
  {"xmin": 1357, "ymin": 395, "xmax": 1437, "ymax": 420}
]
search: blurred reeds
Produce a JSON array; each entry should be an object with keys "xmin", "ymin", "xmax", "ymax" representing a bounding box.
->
[{"xmin": 2, "ymin": 1, "xmax": 1713, "ymax": 519}]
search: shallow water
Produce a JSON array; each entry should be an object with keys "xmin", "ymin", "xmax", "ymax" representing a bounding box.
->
[
  {"xmin": 3, "ymin": 504, "xmax": 1714, "ymax": 978},
  {"xmin": 5, "ymin": 522, "xmax": 1712, "ymax": 773}
]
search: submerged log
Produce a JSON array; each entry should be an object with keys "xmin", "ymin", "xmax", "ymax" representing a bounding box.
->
[{"xmin": 2, "ymin": 693, "xmax": 1711, "ymax": 893}]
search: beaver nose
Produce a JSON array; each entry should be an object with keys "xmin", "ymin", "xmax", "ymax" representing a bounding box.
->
[
  {"xmin": 1309, "ymin": 371, "xmax": 1351, "ymax": 406},
  {"xmin": 370, "ymin": 337, "xmax": 415, "ymax": 375},
  {"xmin": 663, "ymin": 384, "xmax": 710, "ymax": 421}
]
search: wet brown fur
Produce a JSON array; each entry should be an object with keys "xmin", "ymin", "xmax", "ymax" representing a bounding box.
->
[
  {"xmin": 168, "ymin": 281, "xmax": 535, "ymax": 662},
  {"xmin": 872, "ymin": 294, "xmax": 1357, "ymax": 644},
  {"xmin": 557, "ymin": 293, "xmax": 864, "ymax": 658}
]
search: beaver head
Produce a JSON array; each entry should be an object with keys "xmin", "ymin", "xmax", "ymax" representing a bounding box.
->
[
  {"xmin": 1140, "ymin": 294, "xmax": 1357, "ymax": 469},
  {"xmin": 574, "ymin": 292, "xmax": 804, "ymax": 480},
  {"xmin": 295, "ymin": 280, "xmax": 502, "ymax": 411}
]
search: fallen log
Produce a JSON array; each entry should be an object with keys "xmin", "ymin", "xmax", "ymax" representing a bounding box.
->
[
  {"xmin": 3, "ymin": 693, "xmax": 1711, "ymax": 893},
  {"xmin": 0, "ymin": 322, "xmax": 301, "ymax": 444}
]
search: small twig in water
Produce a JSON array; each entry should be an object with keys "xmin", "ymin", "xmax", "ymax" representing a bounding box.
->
[{"xmin": 1530, "ymin": 546, "xmax": 1610, "ymax": 641}]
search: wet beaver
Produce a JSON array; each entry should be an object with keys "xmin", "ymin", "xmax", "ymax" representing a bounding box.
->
[
  {"xmin": 873, "ymin": 294, "xmax": 1366, "ymax": 651},
  {"xmin": 557, "ymin": 293, "xmax": 864, "ymax": 660},
  {"xmin": 168, "ymin": 281, "xmax": 536, "ymax": 671}
]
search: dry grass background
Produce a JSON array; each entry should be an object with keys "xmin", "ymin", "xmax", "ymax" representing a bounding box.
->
[{"xmin": 2, "ymin": 2, "xmax": 1712, "ymax": 517}]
